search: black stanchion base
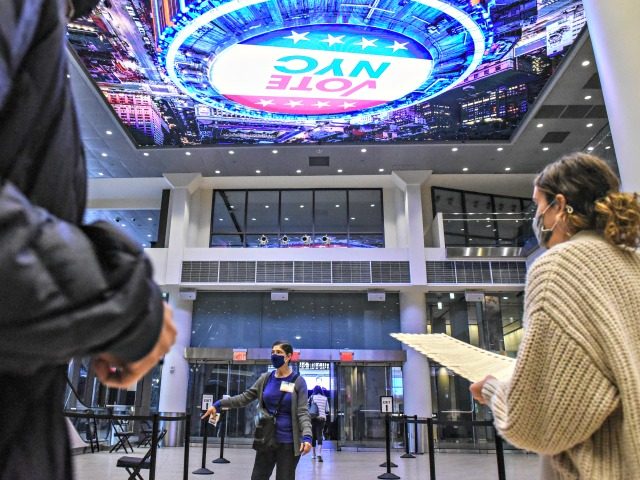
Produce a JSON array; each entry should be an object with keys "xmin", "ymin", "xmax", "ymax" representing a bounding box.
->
[
  {"xmin": 377, "ymin": 473, "xmax": 400, "ymax": 479},
  {"xmin": 212, "ymin": 458, "xmax": 230, "ymax": 464},
  {"xmin": 379, "ymin": 462, "xmax": 398, "ymax": 468},
  {"xmin": 192, "ymin": 467, "xmax": 214, "ymax": 475},
  {"xmin": 400, "ymin": 453, "xmax": 415, "ymax": 458}
]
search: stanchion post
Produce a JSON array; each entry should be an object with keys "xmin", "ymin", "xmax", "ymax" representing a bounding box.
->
[
  {"xmin": 400, "ymin": 415, "xmax": 415, "ymax": 459},
  {"xmin": 212, "ymin": 410, "xmax": 230, "ymax": 464},
  {"xmin": 377, "ymin": 413, "xmax": 400, "ymax": 479},
  {"xmin": 427, "ymin": 418, "xmax": 436, "ymax": 480},
  {"xmin": 193, "ymin": 418, "xmax": 214, "ymax": 475},
  {"xmin": 183, "ymin": 415, "xmax": 191, "ymax": 480},
  {"xmin": 413, "ymin": 415, "xmax": 422, "ymax": 454},
  {"xmin": 150, "ymin": 414, "xmax": 159, "ymax": 480},
  {"xmin": 494, "ymin": 427, "xmax": 506, "ymax": 480}
]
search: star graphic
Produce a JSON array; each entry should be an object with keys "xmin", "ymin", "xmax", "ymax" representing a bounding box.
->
[
  {"xmin": 355, "ymin": 37, "xmax": 377, "ymax": 49},
  {"xmin": 341, "ymin": 101, "xmax": 356, "ymax": 109},
  {"xmin": 256, "ymin": 99, "xmax": 275, "ymax": 106},
  {"xmin": 284, "ymin": 31, "xmax": 310, "ymax": 44},
  {"xmin": 386, "ymin": 41, "xmax": 409, "ymax": 53},
  {"xmin": 321, "ymin": 34, "xmax": 345, "ymax": 47},
  {"xmin": 313, "ymin": 101, "xmax": 331, "ymax": 108},
  {"xmin": 286, "ymin": 100, "xmax": 304, "ymax": 108}
]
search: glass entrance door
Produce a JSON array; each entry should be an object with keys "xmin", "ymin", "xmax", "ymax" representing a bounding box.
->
[{"xmin": 335, "ymin": 364, "xmax": 403, "ymax": 448}]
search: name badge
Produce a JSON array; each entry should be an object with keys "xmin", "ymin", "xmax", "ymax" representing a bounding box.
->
[{"xmin": 280, "ymin": 382, "xmax": 295, "ymax": 393}]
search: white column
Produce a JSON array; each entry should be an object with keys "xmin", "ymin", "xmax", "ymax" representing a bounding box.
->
[
  {"xmin": 400, "ymin": 289, "xmax": 432, "ymax": 451},
  {"xmin": 583, "ymin": 0, "xmax": 640, "ymax": 192},
  {"xmin": 392, "ymin": 171, "xmax": 432, "ymax": 285},
  {"xmin": 157, "ymin": 173, "xmax": 201, "ymax": 446}
]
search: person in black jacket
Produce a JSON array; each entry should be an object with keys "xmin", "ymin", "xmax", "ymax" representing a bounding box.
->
[{"xmin": 0, "ymin": 1, "xmax": 176, "ymax": 478}]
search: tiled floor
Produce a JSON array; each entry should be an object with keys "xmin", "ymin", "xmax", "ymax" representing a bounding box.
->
[{"xmin": 73, "ymin": 445, "xmax": 541, "ymax": 480}]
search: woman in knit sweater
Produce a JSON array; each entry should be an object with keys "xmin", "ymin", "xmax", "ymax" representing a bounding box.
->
[
  {"xmin": 470, "ymin": 153, "xmax": 640, "ymax": 479},
  {"xmin": 202, "ymin": 340, "xmax": 312, "ymax": 480}
]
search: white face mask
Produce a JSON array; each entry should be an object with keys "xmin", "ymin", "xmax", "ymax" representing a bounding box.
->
[{"xmin": 533, "ymin": 200, "xmax": 558, "ymax": 249}]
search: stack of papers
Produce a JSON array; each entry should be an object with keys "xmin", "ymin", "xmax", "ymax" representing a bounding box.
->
[{"xmin": 391, "ymin": 333, "xmax": 515, "ymax": 382}]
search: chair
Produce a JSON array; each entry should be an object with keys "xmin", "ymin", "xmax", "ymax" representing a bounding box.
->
[
  {"xmin": 110, "ymin": 419, "xmax": 135, "ymax": 454},
  {"xmin": 137, "ymin": 420, "xmax": 154, "ymax": 448},
  {"xmin": 116, "ymin": 429, "xmax": 167, "ymax": 480}
]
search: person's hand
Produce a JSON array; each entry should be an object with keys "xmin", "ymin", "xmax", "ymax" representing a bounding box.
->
[
  {"xmin": 299, "ymin": 441, "xmax": 312, "ymax": 455},
  {"xmin": 93, "ymin": 302, "xmax": 176, "ymax": 388},
  {"xmin": 201, "ymin": 406, "xmax": 217, "ymax": 420},
  {"xmin": 469, "ymin": 375, "xmax": 496, "ymax": 405}
]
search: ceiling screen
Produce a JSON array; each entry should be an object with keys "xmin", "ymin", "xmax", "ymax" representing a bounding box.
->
[{"xmin": 68, "ymin": 0, "xmax": 585, "ymax": 146}]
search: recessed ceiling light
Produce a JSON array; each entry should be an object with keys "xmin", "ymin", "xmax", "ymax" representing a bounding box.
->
[
  {"xmin": 581, "ymin": 60, "xmax": 591, "ymax": 67},
  {"xmin": 586, "ymin": 123, "xmax": 593, "ymax": 128},
  {"xmin": 101, "ymin": 152, "xmax": 108, "ymax": 157},
  {"xmin": 378, "ymin": 168, "xmax": 384, "ymax": 172},
  {"xmin": 497, "ymin": 147, "xmax": 504, "ymax": 151},
  {"xmin": 215, "ymin": 170, "xmax": 221, "ymax": 174},
  {"xmin": 503, "ymin": 296, "xmax": 508, "ymax": 300},
  {"xmin": 462, "ymin": 167, "xmax": 469, "ymax": 172},
  {"xmin": 361, "ymin": 148, "xmax": 367, "ymax": 153},
  {"xmin": 66, "ymin": 74, "xmax": 71, "ymax": 79},
  {"xmin": 185, "ymin": 151, "xmax": 191, "ymax": 156},
  {"xmin": 295, "ymin": 335, "xmax": 301, "ymax": 340},
  {"xmin": 335, "ymin": 204, "xmax": 340, "ymax": 207},
  {"xmin": 584, "ymin": 95, "xmax": 592, "ymax": 100},
  {"xmin": 605, "ymin": 146, "xmax": 611, "ymax": 150},
  {"xmin": 505, "ymin": 167, "xmax": 511, "ymax": 171},
  {"xmin": 265, "ymin": 205, "xmax": 269, "ymax": 208},
  {"xmin": 296, "ymin": 169, "xmax": 302, "ymax": 173},
  {"xmin": 272, "ymin": 149, "xmax": 278, "ymax": 154},
  {"xmin": 543, "ymin": 147, "xmax": 550, "ymax": 151},
  {"xmin": 228, "ymin": 150, "xmax": 235, "ymax": 155},
  {"xmin": 536, "ymin": 123, "xmax": 544, "ymax": 128},
  {"xmin": 143, "ymin": 152, "xmax": 149, "ymax": 156},
  {"xmin": 587, "ymin": 147, "xmax": 594, "ymax": 151},
  {"xmin": 284, "ymin": 217, "xmax": 289, "ymax": 221},
  {"xmin": 251, "ymin": 218, "xmax": 256, "ymax": 221},
  {"xmin": 299, "ymin": 205, "xmax": 304, "ymax": 208},
  {"xmin": 147, "ymin": 217, "xmax": 153, "ymax": 221},
  {"xmin": 350, "ymin": 217, "xmax": 356, "ymax": 220},
  {"xmin": 451, "ymin": 147, "xmax": 458, "ymax": 152},
  {"xmin": 98, "ymin": 172, "xmax": 104, "ymax": 176},
  {"xmin": 370, "ymin": 204, "xmax": 376, "ymax": 207},
  {"xmin": 147, "ymin": 234, "xmax": 152, "ymax": 237},
  {"xmin": 337, "ymin": 169, "xmax": 343, "ymax": 173},
  {"xmin": 255, "ymin": 169, "xmax": 261, "ymax": 174},
  {"xmin": 105, "ymin": 130, "xmax": 113, "ymax": 135}
]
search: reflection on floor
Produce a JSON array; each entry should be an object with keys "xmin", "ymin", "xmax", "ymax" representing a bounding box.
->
[{"xmin": 73, "ymin": 445, "xmax": 541, "ymax": 479}]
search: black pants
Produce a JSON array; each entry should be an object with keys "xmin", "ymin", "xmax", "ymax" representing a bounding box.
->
[
  {"xmin": 311, "ymin": 418, "xmax": 326, "ymax": 447},
  {"xmin": 251, "ymin": 443, "xmax": 300, "ymax": 480}
]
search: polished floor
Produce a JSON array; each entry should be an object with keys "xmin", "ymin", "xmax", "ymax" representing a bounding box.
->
[{"xmin": 72, "ymin": 445, "xmax": 541, "ymax": 480}]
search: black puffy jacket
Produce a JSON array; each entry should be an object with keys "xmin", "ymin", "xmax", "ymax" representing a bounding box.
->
[{"xmin": 0, "ymin": 1, "xmax": 163, "ymax": 478}]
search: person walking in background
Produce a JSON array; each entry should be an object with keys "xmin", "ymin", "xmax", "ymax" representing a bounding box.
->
[
  {"xmin": 470, "ymin": 153, "xmax": 640, "ymax": 479},
  {"xmin": 202, "ymin": 341, "xmax": 312, "ymax": 480},
  {"xmin": 0, "ymin": 1, "xmax": 176, "ymax": 478},
  {"xmin": 308, "ymin": 385, "xmax": 330, "ymax": 462}
]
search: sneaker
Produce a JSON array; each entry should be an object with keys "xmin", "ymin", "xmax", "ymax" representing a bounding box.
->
[{"xmin": 318, "ymin": 456, "xmax": 323, "ymax": 462}]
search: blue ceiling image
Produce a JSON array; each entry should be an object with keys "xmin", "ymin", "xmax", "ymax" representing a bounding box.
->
[{"xmin": 67, "ymin": 0, "xmax": 585, "ymax": 146}]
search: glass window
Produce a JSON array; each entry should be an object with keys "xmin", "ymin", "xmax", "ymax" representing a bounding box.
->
[
  {"xmin": 281, "ymin": 190, "xmax": 313, "ymax": 233},
  {"xmin": 246, "ymin": 191, "xmax": 279, "ymax": 234},
  {"xmin": 348, "ymin": 190, "xmax": 383, "ymax": 233},
  {"xmin": 212, "ymin": 191, "xmax": 246, "ymax": 234},
  {"xmin": 433, "ymin": 188, "xmax": 463, "ymax": 215},
  {"xmin": 315, "ymin": 190, "xmax": 347, "ymax": 233}
]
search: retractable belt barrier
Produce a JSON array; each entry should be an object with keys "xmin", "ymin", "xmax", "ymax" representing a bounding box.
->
[
  {"xmin": 383, "ymin": 415, "xmax": 506, "ymax": 480},
  {"xmin": 64, "ymin": 411, "xmax": 190, "ymax": 480}
]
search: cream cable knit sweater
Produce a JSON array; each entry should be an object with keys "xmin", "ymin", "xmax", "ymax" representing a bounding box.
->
[{"xmin": 482, "ymin": 230, "xmax": 640, "ymax": 479}]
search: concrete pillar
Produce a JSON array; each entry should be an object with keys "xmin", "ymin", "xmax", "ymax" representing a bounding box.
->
[
  {"xmin": 583, "ymin": 0, "xmax": 640, "ymax": 192},
  {"xmin": 392, "ymin": 171, "xmax": 432, "ymax": 285},
  {"xmin": 400, "ymin": 289, "xmax": 432, "ymax": 452},
  {"xmin": 157, "ymin": 173, "xmax": 201, "ymax": 445}
]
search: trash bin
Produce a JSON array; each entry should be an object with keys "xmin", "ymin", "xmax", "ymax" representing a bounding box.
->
[{"xmin": 159, "ymin": 412, "xmax": 185, "ymax": 447}]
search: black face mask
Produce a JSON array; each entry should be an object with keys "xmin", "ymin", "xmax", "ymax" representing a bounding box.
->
[{"xmin": 68, "ymin": 0, "xmax": 102, "ymax": 20}]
